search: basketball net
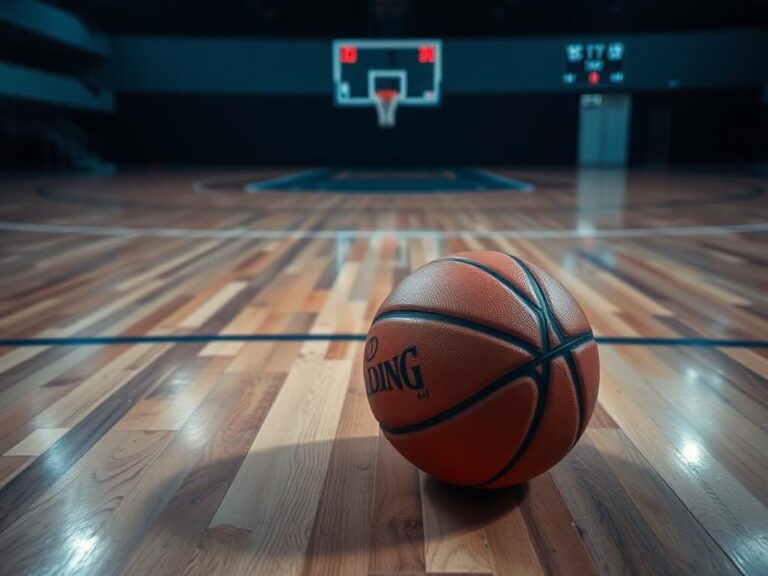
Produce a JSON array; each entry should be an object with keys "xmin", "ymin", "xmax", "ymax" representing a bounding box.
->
[{"xmin": 374, "ymin": 89, "xmax": 400, "ymax": 128}]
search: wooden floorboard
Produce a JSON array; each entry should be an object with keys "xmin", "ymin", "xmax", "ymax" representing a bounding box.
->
[{"xmin": 0, "ymin": 168, "xmax": 766, "ymax": 575}]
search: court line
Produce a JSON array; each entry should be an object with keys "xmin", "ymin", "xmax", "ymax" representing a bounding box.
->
[
  {"xmin": 468, "ymin": 168, "xmax": 535, "ymax": 192},
  {"xmin": 1, "ymin": 221, "xmax": 767, "ymax": 240},
  {"xmin": 244, "ymin": 168, "xmax": 332, "ymax": 191},
  {"xmin": 0, "ymin": 334, "xmax": 765, "ymax": 348}
]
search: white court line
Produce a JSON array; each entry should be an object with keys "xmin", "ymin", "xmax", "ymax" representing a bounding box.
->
[{"xmin": 0, "ymin": 221, "xmax": 767, "ymax": 240}]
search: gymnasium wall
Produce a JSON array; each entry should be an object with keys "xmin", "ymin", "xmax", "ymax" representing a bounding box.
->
[
  {"xmin": 629, "ymin": 89, "xmax": 768, "ymax": 166},
  {"xmin": 84, "ymin": 93, "xmax": 580, "ymax": 166},
  {"xmin": 85, "ymin": 29, "xmax": 767, "ymax": 166},
  {"xmin": 85, "ymin": 88, "xmax": 767, "ymax": 166},
  {"xmin": 101, "ymin": 31, "xmax": 767, "ymax": 94}
]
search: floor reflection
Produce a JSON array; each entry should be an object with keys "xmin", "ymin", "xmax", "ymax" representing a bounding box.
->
[
  {"xmin": 576, "ymin": 168, "xmax": 628, "ymax": 230},
  {"xmin": 574, "ymin": 168, "xmax": 627, "ymax": 265}
]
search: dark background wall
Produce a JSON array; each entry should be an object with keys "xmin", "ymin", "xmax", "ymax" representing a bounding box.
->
[
  {"xmin": 101, "ymin": 32, "xmax": 767, "ymax": 94},
  {"xmin": 80, "ymin": 89, "xmax": 768, "ymax": 167},
  {"xmin": 80, "ymin": 30, "xmax": 767, "ymax": 167},
  {"xmin": 83, "ymin": 93, "xmax": 580, "ymax": 166},
  {"xmin": 630, "ymin": 89, "xmax": 768, "ymax": 165}
]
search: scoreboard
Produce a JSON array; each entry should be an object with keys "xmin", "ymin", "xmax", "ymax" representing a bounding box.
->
[{"xmin": 562, "ymin": 42, "xmax": 625, "ymax": 87}]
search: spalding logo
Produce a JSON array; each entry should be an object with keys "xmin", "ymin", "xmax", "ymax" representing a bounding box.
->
[
  {"xmin": 364, "ymin": 336, "xmax": 379, "ymax": 361},
  {"xmin": 364, "ymin": 339, "xmax": 426, "ymax": 396}
]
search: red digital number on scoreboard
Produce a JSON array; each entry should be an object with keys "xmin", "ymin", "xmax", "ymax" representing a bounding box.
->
[
  {"xmin": 340, "ymin": 46, "xmax": 357, "ymax": 64},
  {"xmin": 418, "ymin": 45, "xmax": 436, "ymax": 64}
]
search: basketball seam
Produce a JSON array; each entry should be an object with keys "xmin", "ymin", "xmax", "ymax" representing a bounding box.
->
[
  {"xmin": 379, "ymin": 332, "xmax": 592, "ymax": 435},
  {"xmin": 372, "ymin": 309, "xmax": 539, "ymax": 355},
  {"xmin": 471, "ymin": 255, "xmax": 554, "ymax": 487},
  {"xmin": 563, "ymin": 349, "xmax": 586, "ymax": 441},
  {"xmin": 509, "ymin": 255, "xmax": 567, "ymax": 342},
  {"xmin": 473, "ymin": 353, "xmax": 552, "ymax": 488},
  {"xmin": 470, "ymin": 256, "xmax": 588, "ymax": 487},
  {"xmin": 438, "ymin": 256, "xmax": 547, "ymax": 353},
  {"xmin": 510, "ymin": 255, "xmax": 588, "ymax": 446},
  {"xmin": 439, "ymin": 258, "xmax": 542, "ymax": 318}
]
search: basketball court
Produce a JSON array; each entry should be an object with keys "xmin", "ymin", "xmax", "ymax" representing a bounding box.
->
[{"xmin": 1, "ymin": 3, "xmax": 767, "ymax": 575}]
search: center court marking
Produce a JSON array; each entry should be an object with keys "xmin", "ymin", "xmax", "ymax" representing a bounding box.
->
[
  {"xmin": 1, "ymin": 221, "xmax": 767, "ymax": 240},
  {"xmin": 242, "ymin": 168, "xmax": 535, "ymax": 193}
]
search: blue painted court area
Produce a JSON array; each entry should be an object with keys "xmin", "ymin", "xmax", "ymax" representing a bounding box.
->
[{"xmin": 245, "ymin": 168, "xmax": 534, "ymax": 193}]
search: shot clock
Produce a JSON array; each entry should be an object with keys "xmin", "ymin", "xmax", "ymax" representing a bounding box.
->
[{"xmin": 563, "ymin": 41, "xmax": 625, "ymax": 87}]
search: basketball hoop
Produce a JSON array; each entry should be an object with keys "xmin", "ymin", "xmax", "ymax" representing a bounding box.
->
[
  {"xmin": 374, "ymin": 89, "xmax": 400, "ymax": 128},
  {"xmin": 334, "ymin": 40, "xmax": 442, "ymax": 127}
]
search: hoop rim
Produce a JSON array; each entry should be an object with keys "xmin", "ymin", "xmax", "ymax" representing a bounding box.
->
[{"xmin": 375, "ymin": 88, "xmax": 401, "ymax": 103}]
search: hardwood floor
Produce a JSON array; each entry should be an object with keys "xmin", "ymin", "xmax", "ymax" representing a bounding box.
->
[{"xmin": 0, "ymin": 168, "xmax": 766, "ymax": 575}]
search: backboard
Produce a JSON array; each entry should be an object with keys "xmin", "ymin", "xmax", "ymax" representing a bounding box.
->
[{"xmin": 332, "ymin": 39, "xmax": 442, "ymax": 127}]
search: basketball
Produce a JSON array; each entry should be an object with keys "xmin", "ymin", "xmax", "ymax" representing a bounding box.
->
[{"xmin": 364, "ymin": 250, "xmax": 600, "ymax": 488}]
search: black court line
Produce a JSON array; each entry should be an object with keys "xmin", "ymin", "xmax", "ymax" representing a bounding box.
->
[{"xmin": 0, "ymin": 334, "xmax": 766, "ymax": 348}]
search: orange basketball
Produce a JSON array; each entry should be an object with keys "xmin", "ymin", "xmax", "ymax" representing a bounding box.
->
[{"xmin": 363, "ymin": 251, "xmax": 599, "ymax": 488}]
